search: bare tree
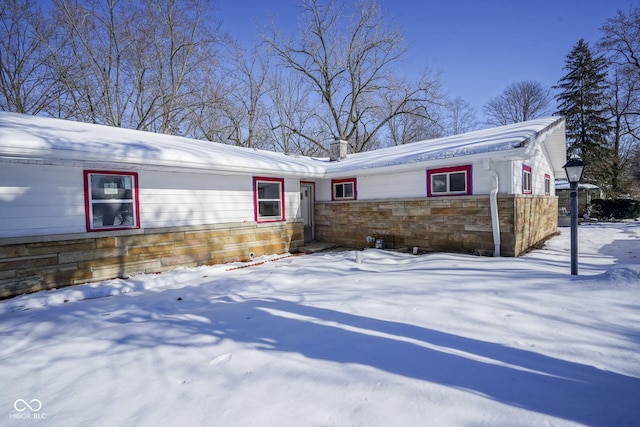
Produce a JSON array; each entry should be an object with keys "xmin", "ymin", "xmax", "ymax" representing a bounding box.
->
[
  {"xmin": 47, "ymin": 0, "xmax": 227, "ymax": 132},
  {"xmin": 378, "ymin": 69, "xmax": 445, "ymax": 146},
  {"xmin": 445, "ymin": 96, "xmax": 478, "ymax": 135},
  {"xmin": 264, "ymin": 0, "xmax": 444, "ymax": 153},
  {"xmin": 599, "ymin": 7, "xmax": 640, "ymax": 139},
  {"xmin": 136, "ymin": 0, "xmax": 227, "ymax": 135},
  {"xmin": 601, "ymin": 66, "xmax": 640, "ymax": 196},
  {"xmin": 599, "ymin": 8, "xmax": 640, "ymax": 70},
  {"xmin": 49, "ymin": 0, "xmax": 133, "ymax": 126},
  {"xmin": 0, "ymin": 0, "xmax": 58, "ymax": 115},
  {"xmin": 385, "ymin": 108, "xmax": 435, "ymax": 145},
  {"xmin": 598, "ymin": 8, "xmax": 640, "ymax": 195},
  {"xmin": 265, "ymin": 69, "xmax": 321, "ymax": 155},
  {"xmin": 483, "ymin": 80, "xmax": 552, "ymax": 126},
  {"xmin": 214, "ymin": 48, "xmax": 270, "ymax": 148}
]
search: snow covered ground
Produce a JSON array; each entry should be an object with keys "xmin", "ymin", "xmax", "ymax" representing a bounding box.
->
[{"xmin": 2, "ymin": 222, "xmax": 639, "ymax": 426}]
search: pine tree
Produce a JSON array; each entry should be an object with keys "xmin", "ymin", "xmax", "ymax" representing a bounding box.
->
[{"xmin": 554, "ymin": 39, "xmax": 611, "ymax": 182}]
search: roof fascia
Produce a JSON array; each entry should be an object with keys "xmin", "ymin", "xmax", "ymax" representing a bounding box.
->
[{"xmin": 322, "ymin": 148, "xmax": 531, "ymax": 179}]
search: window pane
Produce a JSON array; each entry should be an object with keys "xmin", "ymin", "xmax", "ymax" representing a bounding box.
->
[
  {"xmin": 254, "ymin": 178, "xmax": 284, "ymax": 222},
  {"xmin": 449, "ymin": 172, "xmax": 466, "ymax": 192},
  {"xmin": 258, "ymin": 182, "xmax": 280, "ymax": 199},
  {"xmin": 92, "ymin": 202, "xmax": 135, "ymax": 227},
  {"xmin": 432, "ymin": 174, "xmax": 447, "ymax": 193},
  {"xmin": 523, "ymin": 171, "xmax": 531, "ymax": 192},
  {"xmin": 258, "ymin": 201, "xmax": 281, "ymax": 218},
  {"xmin": 335, "ymin": 184, "xmax": 344, "ymax": 198},
  {"xmin": 91, "ymin": 175, "xmax": 133, "ymax": 200},
  {"xmin": 343, "ymin": 183, "xmax": 353, "ymax": 198}
]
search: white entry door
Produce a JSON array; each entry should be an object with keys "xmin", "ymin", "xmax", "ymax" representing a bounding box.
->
[{"xmin": 300, "ymin": 183, "xmax": 314, "ymax": 242}]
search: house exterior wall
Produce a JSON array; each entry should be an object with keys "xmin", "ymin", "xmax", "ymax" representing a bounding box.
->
[
  {"xmin": 316, "ymin": 159, "xmax": 543, "ymax": 203},
  {"xmin": 512, "ymin": 149, "xmax": 556, "ymax": 196},
  {"xmin": 506, "ymin": 195, "xmax": 559, "ymax": 255},
  {"xmin": 0, "ymin": 161, "xmax": 305, "ymax": 298},
  {"xmin": 314, "ymin": 195, "xmax": 557, "ymax": 257},
  {"xmin": 0, "ymin": 162, "xmax": 302, "ymax": 238},
  {"xmin": 0, "ymin": 220, "xmax": 303, "ymax": 298},
  {"xmin": 1, "ymin": 163, "xmax": 86, "ymax": 237},
  {"xmin": 355, "ymin": 170, "xmax": 427, "ymax": 200}
]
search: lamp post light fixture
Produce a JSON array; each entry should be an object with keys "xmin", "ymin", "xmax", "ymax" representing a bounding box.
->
[{"xmin": 563, "ymin": 157, "xmax": 586, "ymax": 275}]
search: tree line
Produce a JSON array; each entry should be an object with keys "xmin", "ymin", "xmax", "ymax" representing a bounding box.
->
[
  {"xmin": 0, "ymin": 0, "xmax": 477, "ymax": 156},
  {"xmin": 483, "ymin": 9, "xmax": 640, "ymax": 198},
  {"xmin": 1, "ymin": 0, "xmax": 639, "ymax": 197}
]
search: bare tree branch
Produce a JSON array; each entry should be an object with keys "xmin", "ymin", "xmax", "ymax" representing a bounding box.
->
[
  {"xmin": 264, "ymin": 0, "xmax": 444, "ymax": 153},
  {"xmin": 483, "ymin": 80, "xmax": 552, "ymax": 126}
]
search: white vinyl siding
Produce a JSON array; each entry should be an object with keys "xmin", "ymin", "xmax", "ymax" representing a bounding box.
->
[
  {"xmin": 0, "ymin": 163, "xmax": 86, "ymax": 238},
  {"xmin": 0, "ymin": 164, "xmax": 303, "ymax": 239},
  {"xmin": 140, "ymin": 172, "xmax": 254, "ymax": 228}
]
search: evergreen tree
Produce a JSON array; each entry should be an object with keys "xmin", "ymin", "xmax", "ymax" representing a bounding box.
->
[{"xmin": 554, "ymin": 39, "xmax": 611, "ymax": 182}]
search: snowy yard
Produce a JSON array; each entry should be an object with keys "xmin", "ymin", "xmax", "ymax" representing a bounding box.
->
[{"xmin": 2, "ymin": 222, "xmax": 639, "ymax": 426}]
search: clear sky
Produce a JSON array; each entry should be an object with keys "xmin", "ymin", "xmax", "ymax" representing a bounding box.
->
[{"xmin": 218, "ymin": 0, "xmax": 637, "ymax": 122}]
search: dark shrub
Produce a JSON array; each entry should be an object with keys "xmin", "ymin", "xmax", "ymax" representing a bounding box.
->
[{"xmin": 591, "ymin": 198, "xmax": 640, "ymax": 220}]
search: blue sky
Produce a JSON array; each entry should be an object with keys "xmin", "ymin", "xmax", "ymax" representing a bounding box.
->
[{"xmin": 218, "ymin": 0, "xmax": 637, "ymax": 121}]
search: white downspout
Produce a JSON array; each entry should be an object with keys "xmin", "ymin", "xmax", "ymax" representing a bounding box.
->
[{"xmin": 483, "ymin": 159, "xmax": 501, "ymax": 257}]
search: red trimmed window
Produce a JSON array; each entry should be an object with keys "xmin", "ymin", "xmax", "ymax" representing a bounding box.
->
[
  {"xmin": 254, "ymin": 177, "xmax": 285, "ymax": 222},
  {"xmin": 84, "ymin": 170, "xmax": 140, "ymax": 232},
  {"xmin": 427, "ymin": 165, "xmax": 472, "ymax": 197},
  {"xmin": 523, "ymin": 165, "xmax": 532, "ymax": 194},
  {"xmin": 544, "ymin": 173, "xmax": 551, "ymax": 196},
  {"xmin": 331, "ymin": 178, "xmax": 357, "ymax": 201}
]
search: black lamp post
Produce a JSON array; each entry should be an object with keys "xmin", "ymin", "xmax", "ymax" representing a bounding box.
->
[{"xmin": 563, "ymin": 157, "xmax": 586, "ymax": 275}]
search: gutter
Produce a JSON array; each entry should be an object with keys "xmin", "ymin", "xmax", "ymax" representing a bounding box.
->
[
  {"xmin": 483, "ymin": 159, "xmax": 501, "ymax": 257},
  {"xmin": 322, "ymin": 148, "xmax": 531, "ymax": 179}
]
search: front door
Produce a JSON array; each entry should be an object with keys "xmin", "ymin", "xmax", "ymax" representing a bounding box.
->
[{"xmin": 300, "ymin": 183, "xmax": 314, "ymax": 243}]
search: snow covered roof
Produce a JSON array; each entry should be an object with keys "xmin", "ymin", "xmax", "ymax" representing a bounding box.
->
[
  {"xmin": 555, "ymin": 179, "xmax": 601, "ymax": 190},
  {"xmin": 0, "ymin": 112, "xmax": 566, "ymax": 178},
  {"xmin": 323, "ymin": 116, "xmax": 566, "ymax": 177},
  {"xmin": 0, "ymin": 112, "xmax": 326, "ymax": 178}
]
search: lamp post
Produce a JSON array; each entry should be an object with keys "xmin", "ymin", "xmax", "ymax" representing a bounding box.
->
[{"xmin": 563, "ymin": 157, "xmax": 586, "ymax": 275}]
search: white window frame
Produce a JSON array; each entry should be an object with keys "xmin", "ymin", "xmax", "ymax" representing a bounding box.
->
[
  {"xmin": 332, "ymin": 178, "xmax": 356, "ymax": 201},
  {"xmin": 523, "ymin": 165, "xmax": 532, "ymax": 194},
  {"xmin": 544, "ymin": 174, "xmax": 551, "ymax": 196},
  {"xmin": 427, "ymin": 165, "xmax": 472, "ymax": 197},
  {"xmin": 254, "ymin": 177, "xmax": 284, "ymax": 222},
  {"xmin": 84, "ymin": 170, "xmax": 140, "ymax": 232}
]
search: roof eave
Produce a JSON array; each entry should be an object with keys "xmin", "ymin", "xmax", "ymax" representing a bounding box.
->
[{"xmin": 322, "ymin": 148, "xmax": 531, "ymax": 178}]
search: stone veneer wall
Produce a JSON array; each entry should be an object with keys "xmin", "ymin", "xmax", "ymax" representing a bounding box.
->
[
  {"xmin": 315, "ymin": 195, "xmax": 558, "ymax": 257},
  {"xmin": 0, "ymin": 220, "xmax": 303, "ymax": 299}
]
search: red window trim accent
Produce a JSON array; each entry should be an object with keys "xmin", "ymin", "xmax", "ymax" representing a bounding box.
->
[
  {"xmin": 253, "ymin": 176, "xmax": 285, "ymax": 223},
  {"xmin": 331, "ymin": 178, "xmax": 357, "ymax": 201},
  {"xmin": 544, "ymin": 173, "xmax": 551, "ymax": 196},
  {"xmin": 523, "ymin": 164, "xmax": 532, "ymax": 194},
  {"xmin": 84, "ymin": 170, "xmax": 141, "ymax": 232},
  {"xmin": 426, "ymin": 165, "xmax": 472, "ymax": 197}
]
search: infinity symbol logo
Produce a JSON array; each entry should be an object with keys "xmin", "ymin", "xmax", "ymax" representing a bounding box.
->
[{"xmin": 13, "ymin": 399, "xmax": 42, "ymax": 412}]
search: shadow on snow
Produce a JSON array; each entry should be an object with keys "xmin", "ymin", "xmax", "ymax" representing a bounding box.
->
[{"xmin": 104, "ymin": 285, "xmax": 639, "ymax": 427}]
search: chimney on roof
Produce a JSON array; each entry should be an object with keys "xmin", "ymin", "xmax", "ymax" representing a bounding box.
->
[{"xmin": 329, "ymin": 137, "xmax": 348, "ymax": 161}]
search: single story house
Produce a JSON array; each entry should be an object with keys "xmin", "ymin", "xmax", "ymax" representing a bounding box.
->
[{"xmin": 0, "ymin": 112, "xmax": 567, "ymax": 297}]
